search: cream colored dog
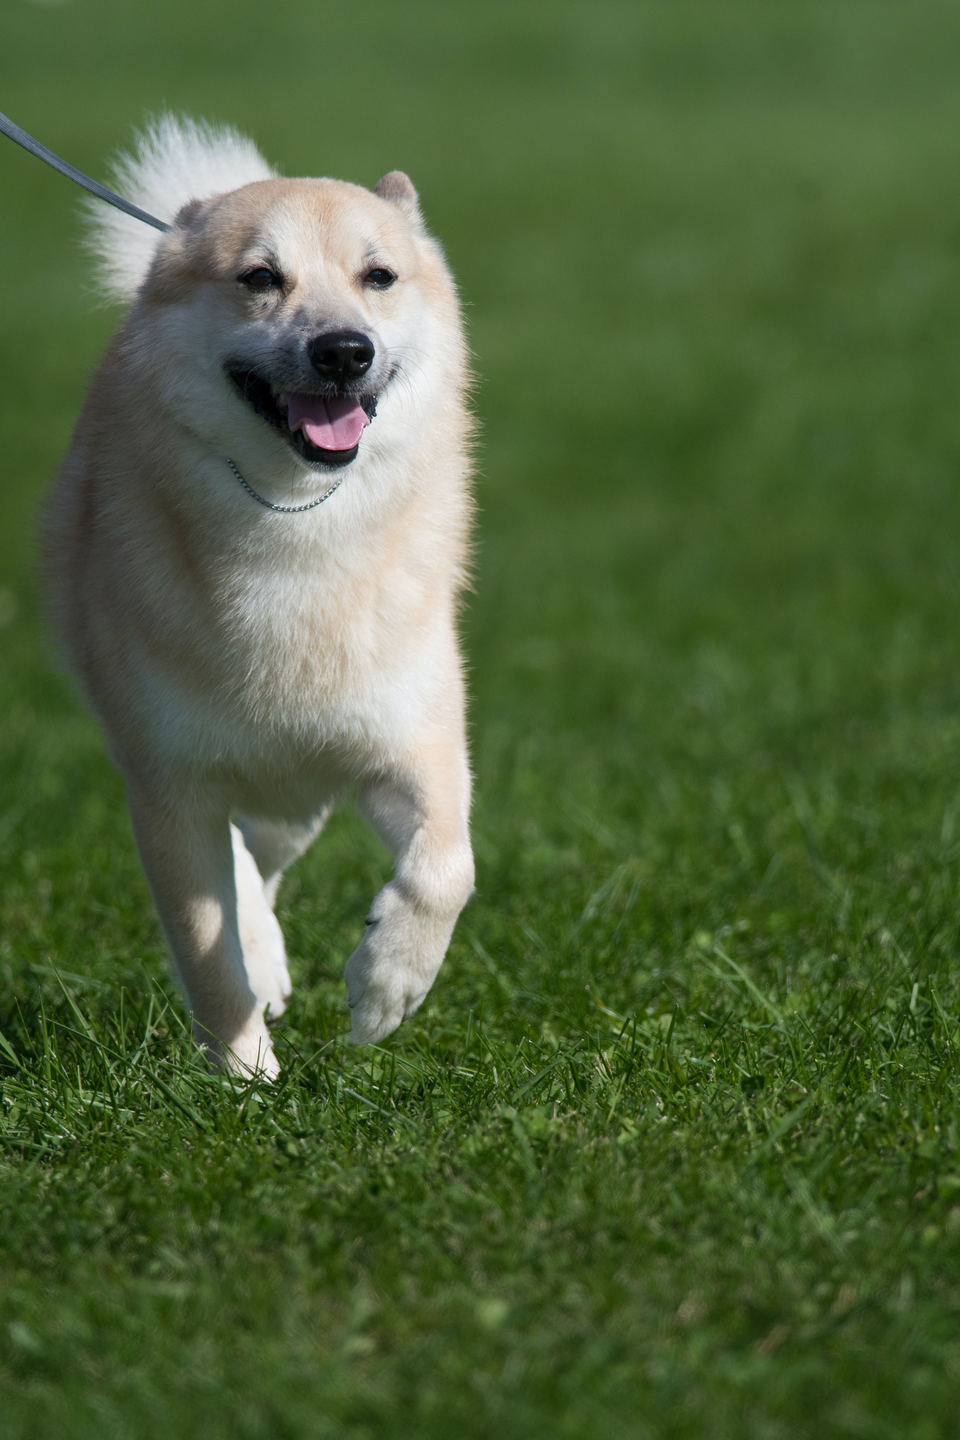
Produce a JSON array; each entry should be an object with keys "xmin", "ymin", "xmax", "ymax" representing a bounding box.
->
[{"xmin": 44, "ymin": 118, "xmax": 474, "ymax": 1077}]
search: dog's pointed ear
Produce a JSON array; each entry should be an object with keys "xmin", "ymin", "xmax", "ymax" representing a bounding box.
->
[
  {"xmin": 174, "ymin": 198, "xmax": 204, "ymax": 229},
  {"xmin": 374, "ymin": 171, "xmax": 422, "ymax": 224}
]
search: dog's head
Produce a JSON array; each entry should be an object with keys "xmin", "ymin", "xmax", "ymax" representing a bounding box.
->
[{"xmin": 137, "ymin": 172, "xmax": 462, "ymax": 471}]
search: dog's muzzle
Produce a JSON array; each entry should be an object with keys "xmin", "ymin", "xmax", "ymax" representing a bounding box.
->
[{"xmin": 228, "ymin": 329, "xmax": 382, "ymax": 468}]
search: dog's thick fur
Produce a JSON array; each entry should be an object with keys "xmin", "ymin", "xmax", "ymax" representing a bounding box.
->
[{"xmin": 44, "ymin": 118, "xmax": 475, "ymax": 1077}]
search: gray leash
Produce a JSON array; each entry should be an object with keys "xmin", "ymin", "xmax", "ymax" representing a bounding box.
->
[{"xmin": 0, "ymin": 111, "xmax": 170, "ymax": 232}]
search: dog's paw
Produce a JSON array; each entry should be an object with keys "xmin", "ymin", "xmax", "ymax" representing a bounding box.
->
[
  {"xmin": 204, "ymin": 1016, "xmax": 280, "ymax": 1080},
  {"xmin": 246, "ymin": 962, "xmax": 290, "ymax": 1022},
  {"xmin": 226, "ymin": 1034, "xmax": 281, "ymax": 1080},
  {"xmin": 343, "ymin": 886, "xmax": 448, "ymax": 1045},
  {"xmin": 275, "ymin": 954, "xmax": 293, "ymax": 1000},
  {"xmin": 346, "ymin": 972, "xmax": 429, "ymax": 1045},
  {"xmin": 347, "ymin": 1001, "xmax": 406, "ymax": 1047},
  {"xmin": 345, "ymin": 940, "xmax": 424, "ymax": 1045},
  {"xmin": 257, "ymin": 949, "xmax": 293, "ymax": 1022},
  {"xmin": 241, "ymin": 910, "xmax": 291, "ymax": 1019}
]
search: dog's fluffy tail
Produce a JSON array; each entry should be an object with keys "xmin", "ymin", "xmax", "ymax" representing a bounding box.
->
[{"xmin": 85, "ymin": 114, "xmax": 275, "ymax": 304}]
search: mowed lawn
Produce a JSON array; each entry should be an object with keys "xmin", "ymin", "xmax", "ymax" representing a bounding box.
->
[{"xmin": 4, "ymin": 1, "xmax": 960, "ymax": 1434}]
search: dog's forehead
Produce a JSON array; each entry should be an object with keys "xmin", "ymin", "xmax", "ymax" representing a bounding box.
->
[{"xmin": 218, "ymin": 178, "xmax": 412, "ymax": 268}]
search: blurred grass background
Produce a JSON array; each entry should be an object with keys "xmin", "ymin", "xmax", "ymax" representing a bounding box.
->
[{"xmin": 5, "ymin": 1, "xmax": 960, "ymax": 1436}]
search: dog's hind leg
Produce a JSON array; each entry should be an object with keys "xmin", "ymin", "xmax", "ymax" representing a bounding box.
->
[
  {"xmin": 235, "ymin": 812, "xmax": 331, "ymax": 907},
  {"xmin": 126, "ymin": 779, "xmax": 279, "ymax": 1078},
  {"xmin": 231, "ymin": 811, "xmax": 331, "ymax": 1019},
  {"xmin": 230, "ymin": 824, "xmax": 291, "ymax": 1022},
  {"xmin": 345, "ymin": 743, "xmax": 474, "ymax": 1045}
]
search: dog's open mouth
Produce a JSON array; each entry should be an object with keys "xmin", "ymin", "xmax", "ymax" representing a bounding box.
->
[{"xmin": 228, "ymin": 370, "xmax": 377, "ymax": 468}]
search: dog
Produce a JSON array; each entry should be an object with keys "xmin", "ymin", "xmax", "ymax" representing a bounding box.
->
[{"xmin": 44, "ymin": 117, "xmax": 475, "ymax": 1077}]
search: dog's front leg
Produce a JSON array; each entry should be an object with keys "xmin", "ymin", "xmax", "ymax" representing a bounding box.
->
[
  {"xmin": 346, "ymin": 750, "xmax": 475, "ymax": 1044},
  {"xmin": 126, "ymin": 779, "xmax": 278, "ymax": 1077}
]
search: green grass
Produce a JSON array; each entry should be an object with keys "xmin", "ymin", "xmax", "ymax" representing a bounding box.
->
[{"xmin": 5, "ymin": 0, "xmax": 960, "ymax": 1434}]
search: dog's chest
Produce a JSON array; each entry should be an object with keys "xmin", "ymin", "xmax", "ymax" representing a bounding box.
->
[{"xmin": 132, "ymin": 538, "xmax": 450, "ymax": 781}]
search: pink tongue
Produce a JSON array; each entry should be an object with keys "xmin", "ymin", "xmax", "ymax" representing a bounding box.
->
[{"xmin": 283, "ymin": 392, "xmax": 370, "ymax": 451}]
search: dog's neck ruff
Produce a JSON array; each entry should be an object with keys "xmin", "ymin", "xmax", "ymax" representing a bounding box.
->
[{"xmin": 225, "ymin": 458, "xmax": 345, "ymax": 514}]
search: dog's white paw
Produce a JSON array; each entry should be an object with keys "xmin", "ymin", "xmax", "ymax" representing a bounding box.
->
[
  {"xmin": 257, "ymin": 934, "xmax": 293, "ymax": 1022},
  {"xmin": 227, "ymin": 1026, "xmax": 281, "ymax": 1080},
  {"xmin": 203, "ymin": 1016, "xmax": 280, "ymax": 1080},
  {"xmin": 343, "ymin": 884, "xmax": 451, "ymax": 1045},
  {"xmin": 244, "ymin": 943, "xmax": 291, "ymax": 1022},
  {"xmin": 345, "ymin": 958, "xmax": 430, "ymax": 1045}
]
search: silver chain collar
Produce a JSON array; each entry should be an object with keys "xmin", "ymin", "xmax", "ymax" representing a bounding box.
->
[{"xmin": 225, "ymin": 457, "xmax": 345, "ymax": 514}]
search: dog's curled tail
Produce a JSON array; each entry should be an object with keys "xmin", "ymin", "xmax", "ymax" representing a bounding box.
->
[{"xmin": 85, "ymin": 114, "xmax": 275, "ymax": 304}]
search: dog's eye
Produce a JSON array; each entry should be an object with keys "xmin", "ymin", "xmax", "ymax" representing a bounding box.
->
[
  {"xmin": 364, "ymin": 267, "xmax": 397, "ymax": 289},
  {"xmin": 240, "ymin": 267, "xmax": 280, "ymax": 291}
]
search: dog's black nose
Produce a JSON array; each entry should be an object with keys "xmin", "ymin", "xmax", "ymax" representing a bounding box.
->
[{"xmin": 308, "ymin": 331, "xmax": 375, "ymax": 387}]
